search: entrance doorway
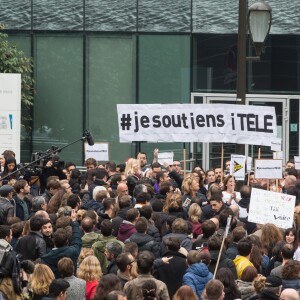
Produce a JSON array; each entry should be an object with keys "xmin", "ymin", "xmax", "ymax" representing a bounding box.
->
[{"xmin": 190, "ymin": 93, "xmax": 300, "ymax": 171}]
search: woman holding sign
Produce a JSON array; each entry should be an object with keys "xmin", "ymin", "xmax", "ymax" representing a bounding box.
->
[{"xmin": 222, "ymin": 176, "xmax": 240, "ymax": 206}]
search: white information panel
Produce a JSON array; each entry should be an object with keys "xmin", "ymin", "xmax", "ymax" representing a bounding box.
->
[{"xmin": 0, "ymin": 74, "xmax": 21, "ymax": 161}]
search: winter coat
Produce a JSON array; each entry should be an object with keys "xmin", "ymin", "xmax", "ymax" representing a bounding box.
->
[
  {"xmin": 41, "ymin": 221, "xmax": 82, "ymax": 278},
  {"xmin": 147, "ymin": 222, "xmax": 161, "ymax": 243},
  {"xmin": 225, "ymin": 242, "xmax": 239, "ymax": 260},
  {"xmin": 14, "ymin": 195, "xmax": 31, "ymax": 221},
  {"xmin": 209, "ymin": 250, "xmax": 237, "ymax": 279},
  {"xmin": 161, "ymin": 233, "xmax": 193, "ymax": 255},
  {"xmin": 282, "ymin": 278, "xmax": 300, "ymax": 290},
  {"xmin": 117, "ymin": 221, "xmax": 137, "ymax": 242},
  {"xmin": 236, "ymin": 280, "xmax": 255, "ymax": 300},
  {"xmin": 183, "ymin": 262, "xmax": 213, "ymax": 300},
  {"xmin": 16, "ymin": 231, "xmax": 47, "ymax": 262},
  {"xmin": 154, "ymin": 250, "xmax": 187, "ymax": 299},
  {"xmin": 112, "ymin": 207, "xmax": 131, "ymax": 237},
  {"xmin": 127, "ymin": 232, "xmax": 160, "ymax": 258},
  {"xmin": 81, "ymin": 232, "xmax": 102, "ymax": 248},
  {"xmin": 92, "ymin": 235, "xmax": 124, "ymax": 274},
  {"xmin": 82, "ymin": 199, "xmax": 103, "ymax": 212}
]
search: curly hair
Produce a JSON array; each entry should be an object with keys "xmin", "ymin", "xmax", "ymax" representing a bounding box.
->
[
  {"xmin": 77, "ymin": 255, "xmax": 102, "ymax": 282},
  {"xmin": 252, "ymin": 275, "xmax": 266, "ymax": 293},
  {"xmin": 282, "ymin": 260, "xmax": 300, "ymax": 280},
  {"xmin": 260, "ymin": 223, "xmax": 283, "ymax": 256},
  {"xmin": 163, "ymin": 191, "xmax": 182, "ymax": 213},
  {"xmin": 29, "ymin": 264, "xmax": 55, "ymax": 296}
]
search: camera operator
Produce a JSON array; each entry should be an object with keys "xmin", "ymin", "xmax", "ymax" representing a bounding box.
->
[{"xmin": 39, "ymin": 155, "xmax": 66, "ymax": 194}]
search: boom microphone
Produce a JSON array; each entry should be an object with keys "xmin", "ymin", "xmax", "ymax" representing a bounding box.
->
[{"xmin": 84, "ymin": 130, "xmax": 95, "ymax": 146}]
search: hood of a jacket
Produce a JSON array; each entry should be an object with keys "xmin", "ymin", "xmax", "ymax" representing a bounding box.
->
[
  {"xmin": 187, "ymin": 262, "xmax": 210, "ymax": 278},
  {"xmin": 118, "ymin": 221, "xmax": 136, "ymax": 235},
  {"xmin": 129, "ymin": 232, "xmax": 153, "ymax": 246}
]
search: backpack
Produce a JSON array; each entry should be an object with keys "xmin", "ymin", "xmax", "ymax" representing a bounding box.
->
[{"xmin": 0, "ymin": 239, "xmax": 21, "ymax": 295}]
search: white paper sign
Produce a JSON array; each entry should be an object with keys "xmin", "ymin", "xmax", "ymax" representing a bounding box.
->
[
  {"xmin": 273, "ymin": 151, "xmax": 283, "ymax": 159},
  {"xmin": 294, "ymin": 156, "xmax": 300, "ymax": 170},
  {"xmin": 230, "ymin": 154, "xmax": 246, "ymax": 180},
  {"xmin": 0, "ymin": 74, "xmax": 21, "ymax": 161},
  {"xmin": 248, "ymin": 188, "xmax": 295, "ymax": 229},
  {"xmin": 271, "ymin": 138, "xmax": 282, "ymax": 151},
  {"xmin": 254, "ymin": 159, "xmax": 283, "ymax": 179},
  {"xmin": 85, "ymin": 143, "xmax": 109, "ymax": 162},
  {"xmin": 157, "ymin": 152, "xmax": 174, "ymax": 166},
  {"xmin": 117, "ymin": 104, "xmax": 277, "ymax": 146}
]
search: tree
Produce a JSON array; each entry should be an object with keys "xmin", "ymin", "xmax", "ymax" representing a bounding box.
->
[{"xmin": 0, "ymin": 24, "xmax": 34, "ymax": 129}]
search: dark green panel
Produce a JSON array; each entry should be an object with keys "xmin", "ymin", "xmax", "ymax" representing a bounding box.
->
[
  {"xmin": 87, "ymin": 35, "xmax": 136, "ymax": 164},
  {"xmin": 139, "ymin": 35, "xmax": 190, "ymax": 104},
  {"xmin": 33, "ymin": 35, "xmax": 83, "ymax": 165}
]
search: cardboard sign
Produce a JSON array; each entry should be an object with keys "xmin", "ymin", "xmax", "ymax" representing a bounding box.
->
[
  {"xmin": 230, "ymin": 154, "xmax": 246, "ymax": 180},
  {"xmin": 84, "ymin": 142, "xmax": 109, "ymax": 162},
  {"xmin": 248, "ymin": 188, "xmax": 295, "ymax": 229},
  {"xmin": 254, "ymin": 159, "xmax": 283, "ymax": 179},
  {"xmin": 157, "ymin": 152, "xmax": 174, "ymax": 166}
]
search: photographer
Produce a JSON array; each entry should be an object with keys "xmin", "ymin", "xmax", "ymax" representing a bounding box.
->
[{"xmin": 39, "ymin": 155, "xmax": 67, "ymax": 194}]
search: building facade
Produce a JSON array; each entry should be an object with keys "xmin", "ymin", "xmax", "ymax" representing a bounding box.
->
[{"xmin": 1, "ymin": 0, "xmax": 299, "ymax": 167}]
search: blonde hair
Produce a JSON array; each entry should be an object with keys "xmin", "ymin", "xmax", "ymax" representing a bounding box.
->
[
  {"xmin": 163, "ymin": 191, "xmax": 182, "ymax": 213},
  {"xmin": 252, "ymin": 275, "xmax": 266, "ymax": 293},
  {"xmin": 181, "ymin": 175, "xmax": 198, "ymax": 196},
  {"xmin": 78, "ymin": 247, "xmax": 94, "ymax": 266},
  {"xmin": 189, "ymin": 203, "xmax": 202, "ymax": 223},
  {"xmin": 29, "ymin": 264, "xmax": 55, "ymax": 295},
  {"xmin": 77, "ymin": 255, "xmax": 102, "ymax": 282},
  {"xmin": 124, "ymin": 158, "xmax": 140, "ymax": 177}
]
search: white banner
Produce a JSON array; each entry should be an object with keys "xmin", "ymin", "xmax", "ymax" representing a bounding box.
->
[
  {"xmin": 157, "ymin": 152, "xmax": 174, "ymax": 166},
  {"xmin": 254, "ymin": 159, "xmax": 283, "ymax": 179},
  {"xmin": 248, "ymin": 188, "xmax": 295, "ymax": 229},
  {"xmin": 230, "ymin": 154, "xmax": 246, "ymax": 180},
  {"xmin": 84, "ymin": 142, "xmax": 109, "ymax": 162},
  {"xmin": 117, "ymin": 104, "xmax": 277, "ymax": 145},
  {"xmin": 0, "ymin": 74, "xmax": 21, "ymax": 161}
]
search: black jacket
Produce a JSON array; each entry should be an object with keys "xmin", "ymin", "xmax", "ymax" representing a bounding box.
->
[
  {"xmin": 154, "ymin": 250, "xmax": 187, "ymax": 299},
  {"xmin": 127, "ymin": 232, "xmax": 160, "ymax": 258},
  {"xmin": 16, "ymin": 231, "xmax": 47, "ymax": 262},
  {"xmin": 208, "ymin": 249, "xmax": 237, "ymax": 279},
  {"xmin": 112, "ymin": 207, "xmax": 131, "ymax": 237},
  {"xmin": 14, "ymin": 195, "xmax": 31, "ymax": 221}
]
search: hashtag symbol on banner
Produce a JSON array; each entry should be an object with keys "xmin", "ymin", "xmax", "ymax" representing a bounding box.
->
[{"xmin": 120, "ymin": 114, "xmax": 132, "ymax": 130}]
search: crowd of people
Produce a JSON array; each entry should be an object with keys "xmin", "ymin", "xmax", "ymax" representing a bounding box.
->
[{"xmin": 0, "ymin": 148, "xmax": 300, "ymax": 300}]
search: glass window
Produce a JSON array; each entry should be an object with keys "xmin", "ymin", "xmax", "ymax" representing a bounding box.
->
[
  {"xmin": 33, "ymin": 35, "xmax": 83, "ymax": 165},
  {"xmin": 0, "ymin": 0, "xmax": 31, "ymax": 30},
  {"xmin": 85, "ymin": 0, "xmax": 136, "ymax": 31},
  {"xmin": 87, "ymin": 35, "xmax": 136, "ymax": 164},
  {"xmin": 193, "ymin": 34, "xmax": 238, "ymax": 92},
  {"xmin": 139, "ymin": 0, "xmax": 191, "ymax": 32},
  {"xmin": 289, "ymin": 99, "xmax": 299, "ymax": 159},
  {"xmin": 33, "ymin": 0, "xmax": 83, "ymax": 30},
  {"xmin": 139, "ymin": 35, "xmax": 190, "ymax": 164}
]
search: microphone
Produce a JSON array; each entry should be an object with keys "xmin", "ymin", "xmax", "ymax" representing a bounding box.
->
[{"xmin": 84, "ymin": 130, "xmax": 95, "ymax": 146}]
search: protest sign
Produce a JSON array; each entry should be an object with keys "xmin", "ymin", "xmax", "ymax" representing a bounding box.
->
[
  {"xmin": 254, "ymin": 159, "xmax": 283, "ymax": 179},
  {"xmin": 85, "ymin": 142, "xmax": 109, "ymax": 161},
  {"xmin": 270, "ymin": 138, "xmax": 282, "ymax": 151},
  {"xmin": 117, "ymin": 104, "xmax": 277, "ymax": 145},
  {"xmin": 248, "ymin": 188, "xmax": 295, "ymax": 229},
  {"xmin": 230, "ymin": 154, "xmax": 246, "ymax": 180},
  {"xmin": 0, "ymin": 74, "xmax": 21, "ymax": 161},
  {"xmin": 294, "ymin": 156, "xmax": 300, "ymax": 170},
  {"xmin": 157, "ymin": 152, "xmax": 174, "ymax": 166}
]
